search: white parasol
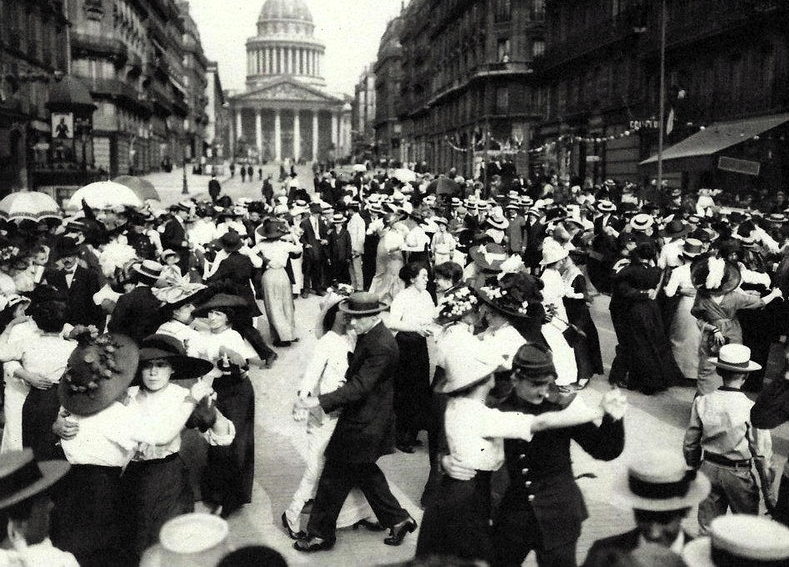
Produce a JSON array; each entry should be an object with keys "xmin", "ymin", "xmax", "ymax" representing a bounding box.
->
[
  {"xmin": 0, "ymin": 191, "xmax": 62, "ymax": 222},
  {"xmin": 392, "ymin": 168, "xmax": 417, "ymax": 183},
  {"xmin": 67, "ymin": 181, "xmax": 144, "ymax": 210}
]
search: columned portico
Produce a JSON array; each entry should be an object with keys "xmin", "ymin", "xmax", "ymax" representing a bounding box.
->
[
  {"xmin": 255, "ymin": 109, "xmax": 263, "ymax": 156},
  {"xmin": 274, "ymin": 108, "xmax": 282, "ymax": 162},
  {"xmin": 293, "ymin": 110, "xmax": 301, "ymax": 161},
  {"xmin": 312, "ymin": 110, "xmax": 318, "ymax": 161}
]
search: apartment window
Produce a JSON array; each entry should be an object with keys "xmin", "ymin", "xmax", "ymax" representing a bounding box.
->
[
  {"xmin": 497, "ymin": 38, "xmax": 510, "ymax": 63},
  {"xmin": 495, "ymin": 0, "xmax": 511, "ymax": 22},
  {"xmin": 532, "ymin": 0, "xmax": 545, "ymax": 21},
  {"xmin": 496, "ymin": 87, "xmax": 509, "ymax": 114},
  {"xmin": 532, "ymin": 40, "xmax": 545, "ymax": 57}
]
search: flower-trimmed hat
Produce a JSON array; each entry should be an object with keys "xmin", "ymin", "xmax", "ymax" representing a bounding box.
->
[
  {"xmin": 138, "ymin": 334, "xmax": 213, "ymax": 381},
  {"xmin": 153, "ymin": 281, "xmax": 208, "ymax": 310},
  {"xmin": 474, "ymin": 272, "xmax": 543, "ymax": 319},
  {"xmin": 58, "ymin": 333, "xmax": 140, "ymax": 416},
  {"xmin": 691, "ymin": 257, "xmax": 741, "ymax": 295},
  {"xmin": 434, "ymin": 285, "xmax": 478, "ymax": 325}
]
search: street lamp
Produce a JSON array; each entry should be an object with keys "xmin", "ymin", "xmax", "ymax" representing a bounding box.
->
[{"xmin": 182, "ymin": 150, "xmax": 189, "ymax": 195}]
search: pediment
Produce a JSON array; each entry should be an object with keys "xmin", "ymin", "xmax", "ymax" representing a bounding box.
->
[{"xmin": 234, "ymin": 79, "xmax": 341, "ymax": 104}]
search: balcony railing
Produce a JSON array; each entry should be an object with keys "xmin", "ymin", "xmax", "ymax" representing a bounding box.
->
[{"xmin": 71, "ymin": 31, "xmax": 127, "ymax": 64}]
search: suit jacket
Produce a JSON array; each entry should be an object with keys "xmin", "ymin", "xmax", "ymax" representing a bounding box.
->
[
  {"xmin": 206, "ymin": 251, "xmax": 262, "ymax": 317},
  {"xmin": 498, "ymin": 393, "xmax": 625, "ymax": 551},
  {"xmin": 299, "ymin": 217, "xmax": 329, "ymax": 262},
  {"xmin": 582, "ymin": 529, "xmax": 694, "ymax": 567},
  {"xmin": 43, "ymin": 265, "xmax": 105, "ymax": 330},
  {"xmin": 161, "ymin": 217, "xmax": 188, "ymax": 252},
  {"xmin": 328, "ymin": 229, "xmax": 352, "ymax": 264},
  {"xmin": 107, "ymin": 286, "xmax": 164, "ymax": 344},
  {"xmin": 319, "ymin": 321, "xmax": 399, "ymax": 463}
]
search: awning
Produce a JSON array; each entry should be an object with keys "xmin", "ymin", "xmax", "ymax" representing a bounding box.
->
[{"xmin": 640, "ymin": 113, "xmax": 789, "ymax": 168}]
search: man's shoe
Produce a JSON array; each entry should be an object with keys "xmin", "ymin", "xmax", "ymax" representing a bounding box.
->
[
  {"xmin": 264, "ymin": 352, "xmax": 279, "ymax": 369},
  {"xmin": 281, "ymin": 512, "xmax": 306, "ymax": 540},
  {"xmin": 294, "ymin": 536, "xmax": 335, "ymax": 552},
  {"xmin": 384, "ymin": 517, "xmax": 417, "ymax": 546},
  {"xmin": 315, "ymin": 289, "xmax": 327, "ymax": 297}
]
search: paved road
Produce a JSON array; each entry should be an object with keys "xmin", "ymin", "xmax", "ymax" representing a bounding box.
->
[{"xmin": 141, "ymin": 167, "xmax": 789, "ymax": 566}]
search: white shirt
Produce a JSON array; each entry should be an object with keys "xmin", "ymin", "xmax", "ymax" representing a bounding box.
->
[
  {"xmin": 0, "ymin": 332, "xmax": 75, "ymax": 385},
  {"xmin": 253, "ymin": 239, "xmax": 302, "ymax": 270},
  {"xmin": 663, "ymin": 263, "xmax": 695, "ymax": 298},
  {"xmin": 190, "ymin": 328, "xmax": 257, "ymax": 363},
  {"xmin": 658, "ymin": 239, "xmax": 685, "ymax": 269},
  {"xmin": 0, "ymin": 538, "xmax": 79, "ymax": 567},
  {"xmin": 478, "ymin": 324, "xmax": 526, "ymax": 369},
  {"xmin": 156, "ymin": 320, "xmax": 204, "ymax": 356},
  {"xmin": 403, "ymin": 225, "xmax": 430, "ymax": 252},
  {"xmin": 298, "ymin": 331, "xmax": 354, "ymax": 397},
  {"xmin": 445, "ymin": 397, "xmax": 534, "ymax": 471},
  {"xmin": 60, "ymin": 402, "xmax": 141, "ymax": 467},
  {"xmin": 347, "ymin": 212, "xmax": 366, "ymax": 254},
  {"xmin": 389, "ymin": 286, "xmax": 435, "ymax": 332}
]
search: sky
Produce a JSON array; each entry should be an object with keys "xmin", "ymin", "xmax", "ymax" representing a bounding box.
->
[{"xmin": 187, "ymin": 0, "xmax": 403, "ymax": 96}]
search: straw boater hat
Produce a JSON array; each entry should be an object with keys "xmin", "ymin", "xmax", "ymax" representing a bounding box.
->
[
  {"xmin": 338, "ymin": 291, "xmax": 388, "ymax": 316},
  {"xmin": 682, "ymin": 515, "xmax": 789, "ymax": 567},
  {"xmin": 486, "ymin": 208, "xmax": 509, "ymax": 230},
  {"xmin": 432, "ymin": 216, "xmax": 448, "ymax": 227},
  {"xmin": 709, "ymin": 343, "xmax": 761, "ymax": 373},
  {"xmin": 58, "ymin": 333, "xmax": 140, "ymax": 416},
  {"xmin": 691, "ymin": 257, "xmax": 741, "ymax": 295},
  {"xmin": 596, "ymin": 200, "xmax": 617, "ymax": 213},
  {"xmin": 680, "ymin": 238, "xmax": 703, "ymax": 258},
  {"xmin": 629, "ymin": 213, "xmax": 654, "ymax": 232},
  {"xmin": 612, "ymin": 451, "xmax": 710, "ymax": 512},
  {"xmin": 138, "ymin": 334, "xmax": 213, "ymax": 381},
  {"xmin": 437, "ymin": 331, "xmax": 506, "ymax": 394},
  {"xmin": 0, "ymin": 449, "xmax": 70, "ymax": 511}
]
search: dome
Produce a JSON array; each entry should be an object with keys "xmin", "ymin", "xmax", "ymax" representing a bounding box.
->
[{"xmin": 258, "ymin": 0, "xmax": 313, "ymax": 24}]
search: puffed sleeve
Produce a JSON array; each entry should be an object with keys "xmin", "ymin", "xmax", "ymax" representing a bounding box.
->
[{"xmin": 476, "ymin": 406, "xmax": 534, "ymax": 441}]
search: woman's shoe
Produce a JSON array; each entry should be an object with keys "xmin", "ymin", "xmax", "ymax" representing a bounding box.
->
[
  {"xmin": 264, "ymin": 352, "xmax": 279, "ymax": 369},
  {"xmin": 384, "ymin": 517, "xmax": 417, "ymax": 546},
  {"xmin": 281, "ymin": 512, "xmax": 306, "ymax": 540},
  {"xmin": 352, "ymin": 518, "xmax": 385, "ymax": 532},
  {"xmin": 294, "ymin": 536, "xmax": 335, "ymax": 552},
  {"xmin": 575, "ymin": 378, "xmax": 590, "ymax": 390},
  {"xmin": 273, "ymin": 340, "xmax": 292, "ymax": 347}
]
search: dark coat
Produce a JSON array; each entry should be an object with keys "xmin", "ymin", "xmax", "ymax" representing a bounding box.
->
[
  {"xmin": 206, "ymin": 251, "xmax": 262, "ymax": 317},
  {"xmin": 582, "ymin": 529, "xmax": 694, "ymax": 567},
  {"xmin": 160, "ymin": 217, "xmax": 188, "ymax": 253},
  {"xmin": 107, "ymin": 285, "xmax": 164, "ymax": 344},
  {"xmin": 208, "ymin": 179, "xmax": 221, "ymax": 201},
  {"xmin": 43, "ymin": 265, "xmax": 106, "ymax": 330},
  {"xmin": 299, "ymin": 216, "xmax": 329, "ymax": 261},
  {"xmin": 497, "ymin": 394, "xmax": 625, "ymax": 551},
  {"xmin": 319, "ymin": 321, "xmax": 399, "ymax": 463},
  {"xmin": 328, "ymin": 228, "xmax": 352, "ymax": 264}
]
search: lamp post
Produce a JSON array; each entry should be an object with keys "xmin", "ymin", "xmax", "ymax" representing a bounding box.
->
[
  {"xmin": 182, "ymin": 151, "xmax": 189, "ymax": 195},
  {"xmin": 657, "ymin": 0, "xmax": 667, "ymax": 190}
]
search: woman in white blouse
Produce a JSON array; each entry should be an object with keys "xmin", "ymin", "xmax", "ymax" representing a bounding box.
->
[
  {"xmin": 416, "ymin": 337, "xmax": 605, "ymax": 563},
  {"xmin": 282, "ymin": 293, "xmax": 376, "ymax": 539},
  {"xmin": 387, "ymin": 262, "xmax": 435, "ymax": 453},
  {"xmin": 369, "ymin": 212, "xmax": 406, "ymax": 304},
  {"xmin": 253, "ymin": 219, "xmax": 302, "ymax": 346}
]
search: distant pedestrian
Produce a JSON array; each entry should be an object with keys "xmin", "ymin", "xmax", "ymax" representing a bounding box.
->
[
  {"xmin": 208, "ymin": 174, "xmax": 221, "ymax": 203},
  {"xmin": 258, "ymin": 167, "xmax": 263, "ymax": 181},
  {"xmin": 247, "ymin": 165, "xmax": 253, "ymax": 181},
  {"xmin": 240, "ymin": 165, "xmax": 246, "ymax": 183},
  {"xmin": 229, "ymin": 162, "xmax": 235, "ymax": 178}
]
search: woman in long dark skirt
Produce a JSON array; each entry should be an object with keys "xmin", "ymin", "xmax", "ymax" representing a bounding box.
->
[
  {"xmin": 614, "ymin": 242, "xmax": 683, "ymax": 394},
  {"xmin": 387, "ymin": 262, "xmax": 434, "ymax": 453}
]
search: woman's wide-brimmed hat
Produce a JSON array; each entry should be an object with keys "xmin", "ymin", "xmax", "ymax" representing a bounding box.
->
[
  {"xmin": 539, "ymin": 238, "xmax": 569, "ymax": 266},
  {"xmin": 219, "ymin": 231, "xmax": 244, "ymax": 251},
  {"xmin": 709, "ymin": 343, "xmax": 762, "ymax": 373},
  {"xmin": 193, "ymin": 293, "xmax": 248, "ymax": 317},
  {"xmin": 474, "ymin": 272, "xmax": 543, "ymax": 320},
  {"xmin": 612, "ymin": 451, "xmax": 710, "ymax": 512},
  {"xmin": 469, "ymin": 243, "xmax": 508, "ymax": 272},
  {"xmin": 660, "ymin": 219, "xmax": 690, "ymax": 238},
  {"xmin": 338, "ymin": 291, "xmax": 388, "ymax": 316},
  {"xmin": 58, "ymin": 333, "xmax": 140, "ymax": 416},
  {"xmin": 434, "ymin": 285, "xmax": 478, "ymax": 325},
  {"xmin": 0, "ymin": 449, "xmax": 70, "ymax": 510},
  {"xmin": 256, "ymin": 219, "xmax": 288, "ymax": 241},
  {"xmin": 682, "ymin": 515, "xmax": 789, "ymax": 567},
  {"xmin": 0, "ymin": 293, "xmax": 31, "ymax": 313},
  {"xmin": 138, "ymin": 334, "xmax": 213, "ymax": 381},
  {"xmin": 315, "ymin": 285, "xmax": 355, "ymax": 338},
  {"xmin": 437, "ymin": 331, "xmax": 506, "ymax": 394},
  {"xmin": 154, "ymin": 281, "xmax": 208, "ymax": 310},
  {"xmin": 691, "ymin": 257, "xmax": 741, "ymax": 295},
  {"xmin": 681, "ymin": 238, "xmax": 704, "ymax": 258}
]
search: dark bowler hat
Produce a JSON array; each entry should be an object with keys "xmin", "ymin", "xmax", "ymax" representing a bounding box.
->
[
  {"xmin": 338, "ymin": 291, "xmax": 388, "ymax": 316},
  {"xmin": 512, "ymin": 344, "xmax": 557, "ymax": 381},
  {"xmin": 54, "ymin": 236, "xmax": 81, "ymax": 260},
  {"xmin": 138, "ymin": 334, "xmax": 213, "ymax": 381},
  {"xmin": 59, "ymin": 333, "xmax": 140, "ymax": 416},
  {"xmin": 0, "ymin": 449, "xmax": 70, "ymax": 510}
]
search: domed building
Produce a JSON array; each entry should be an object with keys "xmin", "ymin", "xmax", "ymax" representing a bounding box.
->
[{"xmin": 230, "ymin": 0, "xmax": 351, "ymax": 163}]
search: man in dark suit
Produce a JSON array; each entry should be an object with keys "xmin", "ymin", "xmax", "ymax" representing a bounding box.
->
[
  {"xmin": 261, "ymin": 175, "xmax": 274, "ymax": 205},
  {"xmin": 107, "ymin": 260, "xmax": 165, "ymax": 344},
  {"xmin": 442, "ymin": 345, "xmax": 626, "ymax": 567},
  {"xmin": 582, "ymin": 451, "xmax": 709, "ymax": 566},
  {"xmin": 294, "ymin": 292, "xmax": 416, "ymax": 552},
  {"xmin": 160, "ymin": 202, "xmax": 192, "ymax": 273},
  {"xmin": 299, "ymin": 203, "xmax": 329, "ymax": 297},
  {"xmin": 208, "ymin": 174, "xmax": 222, "ymax": 203},
  {"xmin": 327, "ymin": 214, "xmax": 352, "ymax": 285},
  {"xmin": 43, "ymin": 238, "xmax": 106, "ymax": 331}
]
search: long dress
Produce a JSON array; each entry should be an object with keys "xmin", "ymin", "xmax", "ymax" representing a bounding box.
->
[
  {"xmin": 284, "ymin": 331, "xmax": 374, "ymax": 531},
  {"xmin": 663, "ymin": 262, "xmax": 701, "ymax": 380},
  {"xmin": 190, "ymin": 328, "xmax": 257, "ymax": 515},
  {"xmin": 254, "ymin": 239, "xmax": 301, "ymax": 342},
  {"xmin": 540, "ymin": 268, "xmax": 578, "ymax": 387},
  {"xmin": 562, "ymin": 265, "xmax": 603, "ymax": 381},
  {"xmin": 615, "ymin": 262, "xmax": 683, "ymax": 394},
  {"xmin": 389, "ymin": 286, "xmax": 435, "ymax": 445},
  {"xmin": 369, "ymin": 226, "xmax": 405, "ymax": 304}
]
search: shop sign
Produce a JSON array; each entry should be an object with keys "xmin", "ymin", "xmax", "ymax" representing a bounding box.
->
[{"xmin": 718, "ymin": 156, "xmax": 760, "ymax": 176}]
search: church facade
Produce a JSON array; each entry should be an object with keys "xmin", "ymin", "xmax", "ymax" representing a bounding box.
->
[{"xmin": 230, "ymin": 0, "xmax": 351, "ymax": 163}]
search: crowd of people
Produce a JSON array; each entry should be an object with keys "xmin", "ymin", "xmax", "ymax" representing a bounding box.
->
[{"xmin": 1, "ymin": 163, "xmax": 789, "ymax": 566}]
